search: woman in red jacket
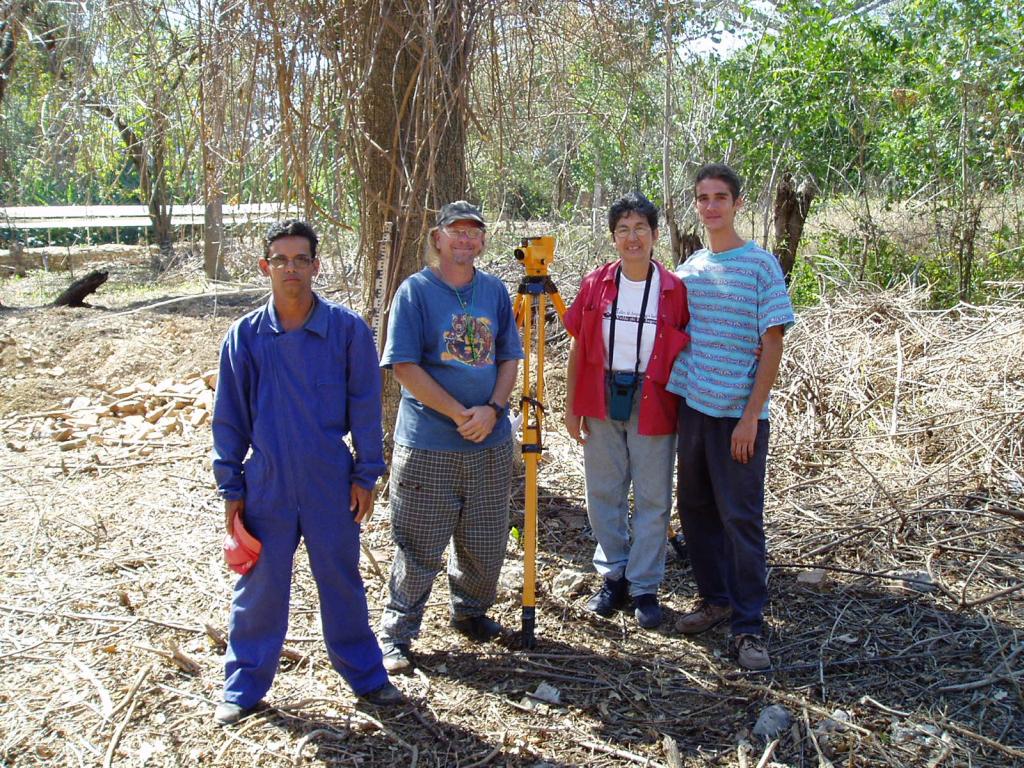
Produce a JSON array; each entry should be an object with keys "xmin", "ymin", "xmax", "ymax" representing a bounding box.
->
[{"xmin": 563, "ymin": 192, "xmax": 690, "ymax": 629}]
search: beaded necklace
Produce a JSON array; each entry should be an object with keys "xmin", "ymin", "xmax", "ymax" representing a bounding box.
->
[{"xmin": 451, "ymin": 276, "xmax": 478, "ymax": 362}]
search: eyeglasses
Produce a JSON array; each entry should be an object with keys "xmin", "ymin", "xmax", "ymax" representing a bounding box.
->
[
  {"xmin": 613, "ymin": 225, "xmax": 653, "ymax": 240},
  {"xmin": 442, "ymin": 226, "xmax": 485, "ymax": 241},
  {"xmin": 267, "ymin": 255, "xmax": 315, "ymax": 269}
]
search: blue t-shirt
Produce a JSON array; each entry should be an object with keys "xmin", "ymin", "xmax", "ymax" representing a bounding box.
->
[
  {"xmin": 666, "ymin": 241, "xmax": 795, "ymax": 419},
  {"xmin": 381, "ymin": 267, "xmax": 523, "ymax": 451}
]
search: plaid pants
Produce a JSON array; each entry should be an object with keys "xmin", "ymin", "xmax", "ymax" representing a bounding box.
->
[{"xmin": 380, "ymin": 440, "xmax": 513, "ymax": 643}]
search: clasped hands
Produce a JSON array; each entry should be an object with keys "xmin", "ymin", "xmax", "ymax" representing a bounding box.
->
[{"xmin": 456, "ymin": 404, "xmax": 498, "ymax": 443}]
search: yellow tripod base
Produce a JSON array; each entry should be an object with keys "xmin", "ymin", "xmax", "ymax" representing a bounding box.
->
[
  {"xmin": 521, "ymin": 429, "xmax": 541, "ymax": 648},
  {"xmin": 514, "ymin": 235, "xmax": 566, "ymax": 649}
]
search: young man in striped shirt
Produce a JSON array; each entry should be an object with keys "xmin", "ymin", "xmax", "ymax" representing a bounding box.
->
[{"xmin": 667, "ymin": 164, "xmax": 795, "ymax": 670}]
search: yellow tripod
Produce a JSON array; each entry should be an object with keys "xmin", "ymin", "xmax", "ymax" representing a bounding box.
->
[{"xmin": 512, "ymin": 236, "xmax": 566, "ymax": 648}]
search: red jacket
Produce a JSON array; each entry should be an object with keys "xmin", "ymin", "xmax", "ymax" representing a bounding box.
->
[{"xmin": 564, "ymin": 259, "xmax": 690, "ymax": 435}]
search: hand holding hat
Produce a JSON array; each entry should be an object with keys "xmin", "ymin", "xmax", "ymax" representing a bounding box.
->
[{"xmin": 223, "ymin": 507, "xmax": 262, "ymax": 575}]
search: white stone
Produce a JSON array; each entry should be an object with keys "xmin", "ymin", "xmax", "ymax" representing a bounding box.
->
[
  {"xmin": 753, "ymin": 704, "xmax": 792, "ymax": 740},
  {"xmin": 551, "ymin": 568, "xmax": 588, "ymax": 598},
  {"xmin": 531, "ymin": 681, "xmax": 561, "ymax": 705}
]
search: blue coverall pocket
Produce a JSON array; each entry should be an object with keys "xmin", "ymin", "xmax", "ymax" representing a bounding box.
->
[{"xmin": 315, "ymin": 377, "xmax": 346, "ymax": 429}]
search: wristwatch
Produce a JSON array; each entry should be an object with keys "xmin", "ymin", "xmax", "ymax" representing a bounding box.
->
[{"xmin": 486, "ymin": 401, "xmax": 505, "ymax": 418}]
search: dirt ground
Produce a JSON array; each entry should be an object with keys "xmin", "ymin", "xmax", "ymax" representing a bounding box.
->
[{"xmin": 0, "ymin": 254, "xmax": 1022, "ymax": 767}]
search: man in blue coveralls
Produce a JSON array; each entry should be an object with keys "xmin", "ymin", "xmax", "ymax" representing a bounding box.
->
[{"xmin": 211, "ymin": 219, "xmax": 402, "ymax": 725}]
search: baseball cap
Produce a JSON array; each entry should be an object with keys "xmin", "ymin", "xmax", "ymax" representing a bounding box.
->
[
  {"xmin": 223, "ymin": 511, "xmax": 262, "ymax": 575},
  {"xmin": 436, "ymin": 200, "xmax": 485, "ymax": 228}
]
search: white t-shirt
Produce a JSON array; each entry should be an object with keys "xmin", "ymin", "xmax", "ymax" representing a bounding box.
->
[{"xmin": 602, "ymin": 266, "xmax": 660, "ymax": 373}]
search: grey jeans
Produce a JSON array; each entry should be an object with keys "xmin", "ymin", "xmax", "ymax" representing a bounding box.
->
[{"xmin": 583, "ymin": 390, "xmax": 675, "ymax": 596}]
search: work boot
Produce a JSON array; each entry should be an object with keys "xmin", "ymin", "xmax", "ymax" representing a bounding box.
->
[
  {"xmin": 213, "ymin": 701, "xmax": 255, "ymax": 726},
  {"xmin": 381, "ymin": 642, "xmax": 414, "ymax": 673},
  {"xmin": 450, "ymin": 615, "xmax": 503, "ymax": 642},
  {"xmin": 732, "ymin": 634, "xmax": 771, "ymax": 671},
  {"xmin": 674, "ymin": 600, "xmax": 732, "ymax": 634},
  {"xmin": 586, "ymin": 576, "xmax": 631, "ymax": 617},
  {"xmin": 359, "ymin": 681, "xmax": 405, "ymax": 706},
  {"xmin": 634, "ymin": 594, "xmax": 663, "ymax": 629}
]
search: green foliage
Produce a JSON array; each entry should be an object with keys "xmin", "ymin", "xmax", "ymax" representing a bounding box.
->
[
  {"xmin": 874, "ymin": 0, "xmax": 1024, "ymax": 195},
  {"xmin": 804, "ymin": 221, "xmax": 1023, "ymax": 308},
  {"xmin": 1, "ymin": 0, "xmax": 1021, "ymax": 305},
  {"xmin": 704, "ymin": 0, "xmax": 893, "ymax": 193},
  {"xmin": 980, "ymin": 225, "xmax": 1024, "ymax": 286},
  {"xmin": 695, "ymin": 0, "xmax": 1023, "ymax": 304},
  {"xmin": 703, "ymin": 0, "xmax": 1022, "ymax": 201},
  {"xmin": 787, "ymin": 255, "xmax": 821, "ymax": 308}
]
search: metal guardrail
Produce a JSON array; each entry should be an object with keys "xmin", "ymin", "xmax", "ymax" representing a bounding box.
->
[{"xmin": 0, "ymin": 203, "xmax": 298, "ymax": 230}]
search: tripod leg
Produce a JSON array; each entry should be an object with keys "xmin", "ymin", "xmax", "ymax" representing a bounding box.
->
[
  {"xmin": 521, "ymin": 295, "xmax": 539, "ymax": 649},
  {"xmin": 513, "ymin": 292, "xmax": 527, "ymax": 328},
  {"xmin": 521, "ymin": 443, "xmax": 539, "ymax": 648}
]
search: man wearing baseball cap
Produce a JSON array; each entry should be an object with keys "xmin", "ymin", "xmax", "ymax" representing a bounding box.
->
[{"xmin": 378, "ymin": 201, "xmax": 523, "ymax": 672}]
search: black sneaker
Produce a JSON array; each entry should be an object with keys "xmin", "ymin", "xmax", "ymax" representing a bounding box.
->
[
  {"xmin": 634, "ymin": 593, "xmax": 663, "ymax": 628},
  {"xmin": 450, "ymin": 615, "xmax": 503, "ymax": 642},
  {"xmin": 359, "ymin": 681, "xmax": 405, "ymax": 706},
  {"xmin": 586, "ymin": 576, "xmax": 630, "ymax": 617},
  {"xmin": 381, "ymin": 642, "xmax": 414, "ymax": 673}
]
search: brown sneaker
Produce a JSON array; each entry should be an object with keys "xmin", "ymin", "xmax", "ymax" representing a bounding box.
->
[
  {"xmin": 732, "ymin": 634, "xmax": 771, "ymax": 670},
  {"xmin": 674, "ymin": 601, "xmax": 732, "ymax": 634}
]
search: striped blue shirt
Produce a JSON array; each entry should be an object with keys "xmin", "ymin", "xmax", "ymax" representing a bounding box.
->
[{"xmin": 666, "ymin": 241, "xmax": 794, "ymax": 419}]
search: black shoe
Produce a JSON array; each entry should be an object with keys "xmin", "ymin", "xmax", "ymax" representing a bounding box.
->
[
  {"xmin": 381, "ymin": 642, "xmax": 414, "ymax": 673},
  {"xmin": 213, "ymin": 701, "xmax": 255, "ymax": 726},
  {"xmin": 668, "ymin": 533, "xmax": 689, "ymax": 564},
  {"xmin": 634, "ymin": 593, "xmax": 663, "ymax": 629},
  {"xmin": 450, "ymin": 615, "xmax": 503, "ymax": 642},
  {"xmin": 359, "ymin": 681, "xmax": 405, "ymax": 706},
  {"xmin": 586, "ymin": 577, "xmax": 630, "ymax": 617}
]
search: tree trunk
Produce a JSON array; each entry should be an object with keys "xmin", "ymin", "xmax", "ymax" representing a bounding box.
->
[
  {"xmin": 356, "ymin": 1, "xmax": 423, "ymax": 461},
  {"xmin": 771, "ymin": 173, "xmax": 817, "ymax": 283},
  {"xmin": 148, "ymin": 103, "xmax": 173, "ymax": 271},
  {"xmin": 84, "ymin": 102, "xmax": 174, "ymax": 270},
  {"xmin": 661, "ymin": 0, "xmax": 681, "ymax": 263},
  {"xmin": 953, "ymin": 200, "xmax": 982, "ymax": 301},
  {"xmin": 0, "ymin": 8, "xmax": 21, "ymax": 107},
  {"xmin": 675, "ymin": 227, "xmax": 703, "ymax": 266},
  {"xmin": 352, "ymin": 0, "xmax": 474, "ymax": 459},
  {"xmin": 200, "ymin": 0, "xmax": 231, "ymax": 282}
]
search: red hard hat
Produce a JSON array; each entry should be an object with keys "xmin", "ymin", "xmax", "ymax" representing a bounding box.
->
[{"xmin": 223, "ymin": 511, "xmax": 262, "ymax": 575}]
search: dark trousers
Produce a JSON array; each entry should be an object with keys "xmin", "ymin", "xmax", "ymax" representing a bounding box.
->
[{"xmin": 676, "ymin": 401, "xmax": 769, "ymax": 636}]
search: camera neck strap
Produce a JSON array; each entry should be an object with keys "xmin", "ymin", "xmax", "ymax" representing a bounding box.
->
[{"xmin": 608, "ymin": 262, "xmax": 654, "ymax": 379}]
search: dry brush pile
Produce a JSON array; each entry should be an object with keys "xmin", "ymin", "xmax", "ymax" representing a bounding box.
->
[{"xmin": 0, "ymin": 283, "xmax": 1021, "ymax": 767}]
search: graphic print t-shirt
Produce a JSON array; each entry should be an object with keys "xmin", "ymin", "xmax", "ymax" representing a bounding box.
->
[
  {"xmin": 601, "ymin": 267, "xmax": 660, "ymax": 373},
  {"xmin": 381, "ymin": 267, "xmax": 523, "ymax": 451}
]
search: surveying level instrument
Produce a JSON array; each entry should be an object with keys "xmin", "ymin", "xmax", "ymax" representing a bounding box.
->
[{"xmin": 512, "ymin": 235, "xmax": 566, "ymax": 648}]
